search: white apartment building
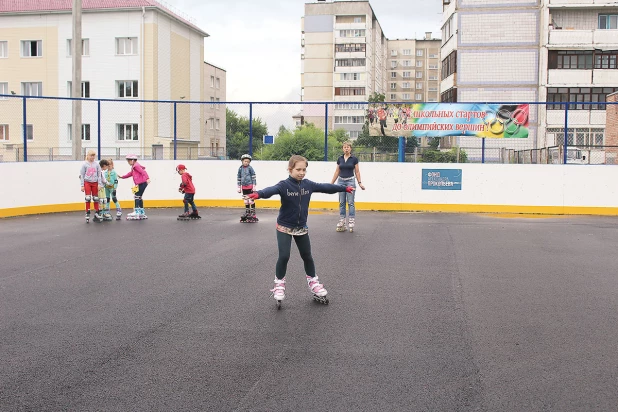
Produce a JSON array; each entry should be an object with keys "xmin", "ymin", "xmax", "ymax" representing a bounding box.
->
[
  {"xmin": 302, "ymin": 0, "xmax": 388, "ymax": 137},
  {"xmin": 440, "ymin": 0, "xmax": 618, "ymax": 156},
  {"xmin": 0, "ymin": 0, "xmax": 210, "ymax": 160},
  {"xmin": 387, "ymin": 34, "xmax": 441, "ymax": 105}
]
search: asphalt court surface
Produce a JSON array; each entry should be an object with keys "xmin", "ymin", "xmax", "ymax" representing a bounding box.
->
[{"xmin": 1, "ymin": 208, "xmax": 617, "ymax": 411}]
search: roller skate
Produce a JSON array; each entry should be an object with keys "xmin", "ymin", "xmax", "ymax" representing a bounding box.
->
[
  {"xmin": 93, "ymin": 211, "xmax": 103, "ymax": 223},
  {"xmin": 270, "ymin": 278, "xmax": 286, "ymax": 310},
  {"xmin": 103, "ymin": 212, "xmax": 113, "ymax": 222},
  {"xmin": 348, "ymin": 217, "xmax": 355, "ymax": 232},
  {"xmin": 116, "ymin": 210, "xmax": 122, "ymax": 221},
  {"xmin": 85, "ymin": 210, "xmax": 90, "ymax": 223},
  {"xmin": 178, "ymin": 211, "xmax": 191, "ymax": 221},
  {"xmin": 126, "ymin": 209, "xmax": 141, "ymax": 221},
  {"xmin": 245, "ymin": 209, "xmax": 258, "ymax": 223},
  {"xmin": 336, "ymin": 218, "xmax": 346, "ymax": 232},
  {"xmin": 306, "ymin": 275, "xmax": 329, "ymax": 305},
  {"xmin": 240, "ymin": 210, "xmax": 250, "ymax": 223},
  {"xmin": 138, "ymin": 208, "xmax": 148, "ymax": 219},
  {"xmin": 189, "ymin": 210, "xmax": 201, "ymax": 220}
]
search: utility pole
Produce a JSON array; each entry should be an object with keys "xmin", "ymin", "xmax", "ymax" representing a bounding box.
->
[{"xmin": 72, "ymin": 0, "xmax": 83, "ymax": 160}]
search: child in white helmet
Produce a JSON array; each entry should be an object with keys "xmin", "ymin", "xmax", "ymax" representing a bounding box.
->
[{"xmin": 237, "ymin": 154, "xmax": 258, "ymax": 223}]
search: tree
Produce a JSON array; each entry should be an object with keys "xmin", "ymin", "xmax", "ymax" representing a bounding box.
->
[
  {"xmin": 261, "ymin": 123, "xmax": 340, "ymax": 161},
  {"xmin": 421, "ymin": 137, "xmax": 468, "ymax": 163},
  {"xmin": 329, "ymin": 128, "xmax": 349, "ymax": 144},
  {"xmin": 226, "ymin": 108, "xmax": 268, "ymax": 160}
]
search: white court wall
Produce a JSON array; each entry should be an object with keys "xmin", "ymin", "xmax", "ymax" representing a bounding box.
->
[{"xmin": 1, "ymin": 161, "xmax": 618, "ymax": 216}]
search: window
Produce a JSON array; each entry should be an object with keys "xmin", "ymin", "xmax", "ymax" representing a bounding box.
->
[
  {"xmin": 416, "ymin": 61, "xmax": 423, "ymax": 67},
  {"xmin": 339, "ymin": 29, "xmax": 365, "ymax": 37},
  {"xmin": 0, "ymin": 124, "xmax": 8, "ymax": 141},
  {"xmin": 546, "ymin": 87, "xmax": 618, "ymax": 110},
  {"xmin": 402, "ymin": 93, "xmax": 410, "ymax": 100},
  {"xmin": 403, "ymin": 71, "xmax": 411, "ymax": 78},
  {"xmin": 416, "ymin": 50, "xmax": 424, "ymax": 57},
  {"xmin": 334, "ymin": 87, "xmax": 365, "ymax": 96},
  {"xmin": 391, "ymin": 72, "xmax": 397, "ymax": 79},
  {"xmin": 391, "ymin": 50, "xmax": 397, "ymax": 56},
  {"xmin": 416, "ymin": 72, "xmax": 423, "ymax": 79},
  {"xmin": 334, "ymin": 103, "xmax": 365, "ymax": 110},
  {"xmin": 429, "ymin": 64, "xmax": 438, "ymax": 69},
  {"xmin": 415, "ymin": 94, "xmax": 423, "ymax": 100},
  {"xmin": 0, "ymin": 41, "xmax": 7, "ymax": 58},
  {"xmin": 117, "ymin": 123, "xmax": 138, "ymax": 140},
  {"xmin": 67, "ymin": 124, "xmax": 91, "ymax": 141},
  {"xmin": 353, "ymin": 17, "xmax": 362, "ymax": 23},
  {"xmin": 210, "ymin": 76, "xmax": 214, "ymax": 87},
  {"xmin": 390, "ymin": 60, "xmax": 398, "ymax": 68},
  {"xmin": 429, "ymin": 75, "xmax": 438, "ymax": 80},
  {"xmin": 210, "ymin": 96, "xmax": 215, "ymax": 108},
  {"xmin": 429, "ymin": 87, "xmax": 438, "ymax": 91},
  {"xmin": 416, "ymin": 83, "xmax": 423, "ymax": 89},
  {"xmin": 429, "ymin": 54, "xmax": 439, "ymax": 59},
  {"xmin": 548, "ymin": 127, "xmax": 604, "ymax": 146},
  {"xmin": 21, "ymin": 40, "xmax": 42, "ymax": 57},
  {"xmin": 390, "ymin": 82, "xmax": 397, "ymax": 90},
  {"xmin": 67, "ymin": 81, "xmax": 90, "ymax": 98},
  {"xmin": 402, "ymin": 49, "xmax": 411, "ymax": 56},
  {"xmin": 216, "ymin": 77, "xmax": 220, "ymax": 89},
  {"xmin": 22, "ymin": 82, "xmax": 42, "ymax": 96},
  {"xmin": 215, "ymin": 118, "xmax": 220, "ymax": 130},
  {"xmin": 0, "ymin": 82, "xmax": 7, "ymax": 99},
  {"xmin": 441, "ymin": 87, "xmax": 457, "ymax": 103},
  {"xmin": 340, "ymin": 73, "xmax": 361, "ymax": 80},
  {"xmin": 335, "ymin": 43, "xmax": 366, "ymax": 53},
  {"xmin": 442, "ymin": 15, "xmax": 454, "ymax": 43},
  {"xmin": 403, "ymin": 60, "xmax": 412, "ymax": 67},
  {"xmin": 349, "ymin": 130, "xmax": 360, "ymax": 139},
  {"xmin": 117, "ymin": 81, "xmax": 138, "ymax": 98},
  {"xmin": 216, "ymin": 97, "xmax": 220, "ymax": 108},
  {"xmin": 334, "ymin": 116, "xmax": 364, "ymax": 124},
  {"xmin": 335, "ymin": 58, "xmax": 366, "ymax": 67},
  {"xmin": 402, "ymin": 82, "xmax": 411, "ymax": 89},
  {"xmin": 116, "ymin": 37, "xmax": 138, "ymax": 55},
  {"xmin": 67, "ymin": 39, "xmax": 90, "ymax": 56},
  {"xmin": 598, "ymin": 14, "xmax": 618, "ymax": 29},
  {"xmin": 548, "ymin": 50, "xmax": 618, "ymax": 70},
  {"xmin": 441, "ymin": 51, "xmax": 457, "ymax": 80},
  {"xmin": 390, "ymin": 93, "xmax": 396, "ymax": 100},
  {"xmin": 209, "ymin": 118, "xmax": 214, "ymax": 129},
  {"xmin": 22, "ymin": 124, "xmax": 33, "ymax": 140}
]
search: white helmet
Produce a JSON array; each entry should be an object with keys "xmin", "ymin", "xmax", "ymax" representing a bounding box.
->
[
  {"xmin": 125, "ymin": 154, "xmax": 138, "ymax": 160},
  {"xmin": 241, "ymin": 154, "xmax": 252, "ymax": 161}
]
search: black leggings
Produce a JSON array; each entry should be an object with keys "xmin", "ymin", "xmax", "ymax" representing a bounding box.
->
[
  {"xmin": 135, "ymin": 182, "xmax": 148, "ymax": 208},
  {"xmin": 276, "ymin": 231, "xmax": 315, "ymax": 280}
]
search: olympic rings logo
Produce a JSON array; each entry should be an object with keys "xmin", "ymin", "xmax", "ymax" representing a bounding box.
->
[{"xmin": 482, "ymin": 107, "xmax": 528, "ymax": 136}]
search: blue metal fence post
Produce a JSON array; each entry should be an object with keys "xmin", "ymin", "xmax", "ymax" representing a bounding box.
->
[
  {"xmin": 481, "ymin": 137, "xmax": 486, "ymax": 164},
  {"xmin": 97, "ymin": 100, "xmax": 101, "ymax": 160},
  {"xmin": 563, "ymin": 102, "xmax": 569, "ymax": 165},
  {"xmin": 398, "ymin": 136, "xmax": 405, "ymax": 162},
  {"xmin": 22, "ymin": 96, "xmax": 27, "ymax": 162},
  {"xmin": 249, "ymin": 103, "xmax": 253, "ymax": 156},
  {"xmin": 173, "ymin": 102, "xmax": 177, "ymax": 160},
  {"xmin": 324, "ymin": 103, "xmax": 329, "ymax": 161}
]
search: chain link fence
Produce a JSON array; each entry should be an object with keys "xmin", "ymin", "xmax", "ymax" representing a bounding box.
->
[{"xmin": 0, "ymin": 96, "xmax": 616, "ymax": 164}]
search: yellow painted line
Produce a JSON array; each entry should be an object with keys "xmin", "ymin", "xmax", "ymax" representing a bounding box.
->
[{"xmin": 2, "ymin": 200, "xmax": 618, "ymax": 218}]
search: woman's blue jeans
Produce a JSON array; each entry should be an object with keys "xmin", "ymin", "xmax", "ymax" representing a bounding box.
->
[{"xmin": 338, "ymin": 177, "xmax": 356, "ymax": 219}]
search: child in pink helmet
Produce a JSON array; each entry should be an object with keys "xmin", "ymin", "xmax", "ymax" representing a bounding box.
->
[{"xmin": 119, "ymin": 154, "xmax": 150, "ymax": 220}]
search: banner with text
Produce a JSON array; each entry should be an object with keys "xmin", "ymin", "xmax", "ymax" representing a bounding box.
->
[{"xmin": 366, "ymin": 103, "xmax": 529, "ymax": 138}]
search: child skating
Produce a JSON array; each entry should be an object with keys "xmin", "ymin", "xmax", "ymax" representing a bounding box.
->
[
  {"xmin": 246, "ymin": 155, "xmax": 354, "ymax": 309},
  {"xmin": 119, "ymin": 154, "xmax": 150, "ymax": 220},
  {"xmin": 176, "ymin": 164, "xmax": 200, "ymax": 221},
  {"xmin": 105, "ymin": 159, "xmax": 122, "ymax": 220},
  {"xmin": 96, "ymin": 159, "xmax": 113, "ymax": 222},
  {"xmin": 237, "ymin": 154, "xmax": 258, "ymax": 223},
  {"xmin": 79, "ymin": 150, "xmax": 104, "ymax": 223}
]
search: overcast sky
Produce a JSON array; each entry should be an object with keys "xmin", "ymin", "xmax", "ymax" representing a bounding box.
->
[{"xmin": 165, "ymin": 0, "xmax": 443, "ymax": 102}]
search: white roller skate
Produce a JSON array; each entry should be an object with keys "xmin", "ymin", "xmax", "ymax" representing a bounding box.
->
[
  {"xmin": 306, "ymin": 275, "xmax": 329, "ymax": 305},
  {"xmin": 270, "ymin": 278, "xmax": 286, "ymax": 309},
  {"xmin": 336, "ymin": 218, "xmax": 346, "ymax": 232},
  {"xmin": 116, "ymin": 210, "xmax": 122, "ymax": 220},
  {"xmin": 138, "ymin": 208, "xmax": 148, "ymax": 219},
  {"xmin": 93, "ymin": 211, "xmax": 103, "ymax": 223},
  {"xmin": 126, "ymin": 209, "xmax": 139, "ymax": 221},
  {"xmin": 85, "ymin": 210, "xmax": 90, "ymax": 223},
  {"xmin": 348, "ymin": 217, "xmax": 355, "ymax": 232}
]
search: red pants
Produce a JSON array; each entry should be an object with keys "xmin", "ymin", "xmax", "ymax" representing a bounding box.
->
[{"xmin": 84, "ymin": 181, "xmax": 99, "ymax": 211}]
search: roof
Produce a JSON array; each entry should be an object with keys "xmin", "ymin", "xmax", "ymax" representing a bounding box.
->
[{"xmin": 0, "ymin": 0, "xmax": 209, "ymax": 37}]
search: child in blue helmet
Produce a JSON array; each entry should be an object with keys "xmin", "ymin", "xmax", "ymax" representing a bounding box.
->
[{"xmin": 237, "ymin": 154, "xmax": 258, "ymax": 222}]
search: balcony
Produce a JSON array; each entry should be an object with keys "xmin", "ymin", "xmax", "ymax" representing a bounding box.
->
[
  {"xmin": 548, "ymin": 69, "xmax": 618, "ymax": 85},
  {"xmin": 548, "ymin": 29, "xmax": 617, "ymax": 48},
  {"xmin": 549, "ymin": 0, "xmax": 618, "ymax": 7}
]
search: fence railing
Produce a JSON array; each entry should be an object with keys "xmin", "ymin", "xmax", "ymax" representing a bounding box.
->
[{"xmin": 0, "ymin": 95, "xmax": 616, "ymax": 164}]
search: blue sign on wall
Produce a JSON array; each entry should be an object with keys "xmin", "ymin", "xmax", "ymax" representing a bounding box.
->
[
  {"xmin": 422, "ymin": 169, "xmax": 462, "ymax": 190},
  {"xmin": 263, "ymin": 135, "xmax": 274, "ymax": 144}
]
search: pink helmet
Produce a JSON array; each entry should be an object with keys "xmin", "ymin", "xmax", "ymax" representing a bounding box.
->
[{"xmin": 125, "ymin": 154, "xmax": 138, "ymax": 160}]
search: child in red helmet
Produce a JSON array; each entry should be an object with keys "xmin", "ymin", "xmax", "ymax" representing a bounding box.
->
[{"xmin": 176, "ymin": 164, "xmax": 200, "ymax": 220}]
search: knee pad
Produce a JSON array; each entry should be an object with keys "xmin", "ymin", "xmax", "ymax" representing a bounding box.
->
[
  {"xmin": 134, "ymin": 195, "xmax": 141, "ymax": 200},
  {"xmin": 183, "ymin": 199, "xmax": 188, "ymax": 204},
  {"xmin": 85, "ymin": 196, "xmax": 92, "ymax": 203},
  {"xmin": 92, "ymin": 196, "xmax": 99, "ymax": 203},
  {"xmin": 112, "ymin": 196, "xmax": 118, "ymax": 204},
  {"xmin": 249, "ymin": 199, "xmax": 255, "ymax": 205},
  {"xmin": 243, "ymin": 199, "xmax": 249, "ymax": 205}
]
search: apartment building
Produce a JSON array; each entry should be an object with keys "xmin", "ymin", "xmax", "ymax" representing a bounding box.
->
[
  {"xmin": 440, "ymin": 0, "xmax": 618, "ymax": 157},
  {"xmin": 302, "ymin": 0, "xmax": 387, "ymax": 137},
  {"xmin": 204, "ymin": 62, "xmax": 226, "ymax": 158},
  {"xmin": 386, "ymin": 34, "xmax": 441, "ymax": 105},
  {"xmin": 0, "ymin": 0, "xmax": 209, "ymax": 160}
]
